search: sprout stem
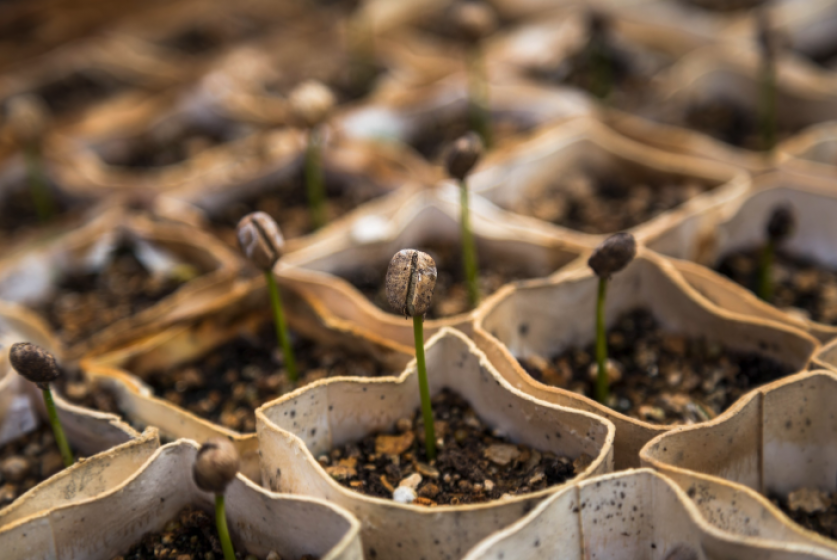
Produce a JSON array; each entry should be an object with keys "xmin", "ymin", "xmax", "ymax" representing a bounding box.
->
[
  {"xmin": 595, "ymin": 277, "xmax": 609, "ymax": 404},
  {"xmin": 467, "ymin": 47, "xmax": 492, "ymax": 149},
  {"xmin": 265, "ymin": 271, "xmax": 298, "ymax": 382},
  {"xmin": 759, "ymin": 55, "xmax": 776, "ymax": 153},
  {"xmin": 590, "ymin": 36, "xmax": 612, "ymax": 101},
  {"xmin": 42, "ymin": 386, "xmax": 73, "ymax": 467},
  {"xmin": 215, "ymin": 493, "xmax": 236, "ymax": 560},
  {"xmin": 25, "ymin": 145, "xmax": 53, "ymax": 222},
  {"xmin": 459, "ymin": 179, "xmax": 480, "ymax": 309},
  {"xmin": 305, "ymin": 127, "xmax": 327, "ymax": 230},
  {"xmin": 412, "ymin": 315, "xmax": 436, "ymax": 461},
  {"xmin": 758, "ymin": 238, "xmax": 775, "ymax": 302}
]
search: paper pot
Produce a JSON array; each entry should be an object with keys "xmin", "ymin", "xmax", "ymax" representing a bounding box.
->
[
  {"xmin": 463, "ymin": 468, "xmax": 837, "ymax": 560},
  {"xmin": 640, "ymin": 369, "xmax": 837, "ymax": 554},
  {"xmin": 277, "ymin": 185, "xmax": 586, "ymax": 355},
  {"xmin": 779, "ymin": 121, "xmax": 837, "ymax": 177},
  {"xmin": 0, "ymin": 210, "xmax": 240, "ymax": 359},
  {"xmin": 256, "ymin": 328, "xmax": 615, "ymax": 560},
  {"xmin": 473, "ymin": 249, "xmax": 819, "ymax": 469},
  {"xmin": 0, "ymin": 439, "xmax": 364, "ymax": 560}
]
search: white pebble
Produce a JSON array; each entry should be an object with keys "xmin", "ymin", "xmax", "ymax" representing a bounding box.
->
[
  {"xmin": 399, "ymin": 473, "xmax": 423, "ymax": 489},
  {"xmin": 393, "ymin": 486, "xmax": 417, "ymax": 504}
]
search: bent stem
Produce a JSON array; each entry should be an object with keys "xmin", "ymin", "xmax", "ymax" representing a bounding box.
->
[
  {"xmin": 759, "ymin": 58, "xmax": 776, "ymax": 154},
  {"xmin": 305, "ymin": 127, "xmax": 327, "ymax": 230},
  {"xmin": 467, "ymin": 47, "xmax": 492, "ymax": 149},
  {"xmin": 215, "ymin": 494, "xmax": 236, "ymax": 560},
  {"xmin": 266, "ymin": 271, "xmax": 298, "ymax": 382},
  {"xmin": 595, "ymin": 277, "xmax": 609, "ymax": 404},
  {"xmin": 757, "ymin": 239, "xmax": 774, "ymax": 302},
  {"xmin": 460, "ymin": 180, "xmax": 480, "ymax": 309},
  {"xmin": 25, "ymin": 145, "xmax": 53, "ymax": 222},
  {"xmin": 413, "ymin": 315, "xmax": 436, "ymax": 461},
  {"xmin": 42, "ymin": 386, "xmax": 73, "ymax": 467}
]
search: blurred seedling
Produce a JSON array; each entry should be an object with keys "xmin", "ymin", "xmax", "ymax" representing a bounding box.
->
[
  {"xmin": 756, "ymin": 9, "xmax": 779, "ymax": 153},
  {"xmin": 758, "ymin": 204, "xmax": 795, "ymax": 301},
  {"xmin": 586, "ymin": 10, "xmax": 613, "ymax": 100},
  {"xmin": 8, "ymin": 95, "xmax": 53, "ymax": 222},
  {"xmin": 193, "ymin": 438, "xmax": 240, "ymax": 560}
]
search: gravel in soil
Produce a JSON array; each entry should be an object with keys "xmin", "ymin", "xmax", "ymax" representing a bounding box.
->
[
  {"xmin": 716, "ymin": 247, "xmax": 837, "ymax": 325},
  {"xmin": 0, "ymin": 177, "xmax": 90, "ymax": 237},
  {"xmin": 323, "ymin": 389, "xmax": 586, "ymax": 506},
  {"xmin": 771, "ymin": 487, "xmax": 837, "ymax": 541},
  {"xmin": 507, "ymin": 169, "xmax": 711, "ymax": 235},
  {"xmin": 36, "ymin": 239, "xmax": 200, "ymax": 347},
  {"xmin": 112, "ymin": 505, "xmax": 318, "ymax": 560},
  {"xmin": 518, "ymin": 308, "xmax": 793, "ymax": 424},
  {"xmin": 0, "ymin": 422, "xmax": 83, "ymax": 509},
  {"xmin": 337, "ymin": 241, "xmax": 539, "ymax": 319},
  {"xmin": 142, "ymin": 322, "xmax": 393, "ymax": 433}
]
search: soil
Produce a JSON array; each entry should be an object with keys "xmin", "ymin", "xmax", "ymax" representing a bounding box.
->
[
  {"xmin": 678, "ymin": 0, "xmax": 766, "ymax": 12},
  {"xmin": 716, "ymin": 247, "xmax": 837, "ymax": 325},
  {"xmin": 0, "ymin": 422, "xmax": 83, "ymax": 509},
  {"xmin": 113, "ymin": 505, "xmax": 318, "ymax": 560},
  {"xmin": 506, "ymin": 168, "xmax": 711, "ymax": 235},
  {"xmin": 141, "ymin": 321, "xmax": 393, "ymax": 433},
  {"xmin": 411, "ymin": 113, "xmax": 527, "ymax": 162},
  {"xmin": 679, "ymin": 97, "xmax": 796, "ymax": 152},
  {"xmin": 0, "ymin": 175, "xmax": 90, "ymax": 237},
  {"xmin": 55, "ymin": 366, "xmax": 122, "ymax": 416},
  {"xmin": 771, "ymin": 487, "xmax": 837, "ymax": 541},
  {"xmin": 518, "ymin": 308, "xmax": 793, "ymax": 424},
  {"xmin": 323, "ymin": 389, "xmax": 585, "ymax": 506},
  {"xmin": 32, "ymin": 69, "xmax": 133, "ymax": 118},
  {"xmin": 337, "ymin": 241, "xmax": 539, "ymax": 319},
  {"xmin": 36, "ymin": 239, "xmax": 201, "ymax": 347},
  {"xmin": 797, "ymin": 42, "xmax": 837, "ymax": 71}
]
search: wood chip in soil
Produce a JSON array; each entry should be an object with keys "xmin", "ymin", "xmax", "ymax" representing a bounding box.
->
[
  {"xmin": 0, "ymin": 422, "xmax": 84, "ymax": 509},
  {"xmin": 771, "ymin": 487, "xmax": 837, "ymax": 541},
  {"xmin": 112, "ymin": 505, "xmax": 318, "ymax": 560},
  {"xmin": 518, "ymin": 308, "xmax": 793, "ymax": 425},
  {"xmin": 141, "ymin": 321, "xmax": 394, "ymax": 433},
  {"xmin": 322, "ymin": 389, "xmax": 585, "ymax": 506},
  {"xmin": 716, "ymin": 247, "xmax": 837, "ymax": 325}
]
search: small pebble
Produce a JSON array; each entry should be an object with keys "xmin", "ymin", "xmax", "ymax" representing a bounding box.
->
[
  {"xmin": 399, "ymin": 473, "xmax": 422, "ymax": 490},
  {"xmin": 393, "ymin": 486, "xmax": 417, "ymax": 504}
]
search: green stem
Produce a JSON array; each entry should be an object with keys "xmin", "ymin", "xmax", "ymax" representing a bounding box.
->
[
  {"xmin": 215, "ymin": 493, "xmax": 236, "ymax": 560},
  {"xmin": 460, "ymin": 180, "xmax": 480, "ymax": 309},
  {"xmin": 25, "ymin": 145, "xmax": 53, "ymax": 222},
  {"xmin": 595, "ymin": 277, "xmax": 609, "ymax": 404},
  {"xmin": 266, "ymin": 271, "xmax": 298, "ymax": 382},
  {"xmin": 759, "ymin": 58, "xmax": 776, "ymax": 154},
  {"xmin": 467, "ymin": 46, "xmax": 492, "ymax": 149},
  {"xmin": 413, "ymin": 315, "xmax": 436, "ymax": 461},
  {"xmin": 758, "ymin": 239, "xmax": 774, "ymax": 302},
  {"xmin": 42, "ymin": 387, "xmax": 73, "ymax": 467},
  {"xmin": 590, "ymin": 37, "xmax": 611, "ymax": 101},
  {"xmin": 305, "ymin": 127, "xmax": 326, "ymax": 230}
]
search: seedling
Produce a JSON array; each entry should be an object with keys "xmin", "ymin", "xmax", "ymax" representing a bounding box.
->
[
  {"xmin": 445, "ymin": 132, "xmax": 484, "ymax": 309},
  {"xmin": 9, "ymin": 342, "xmax": 73, "ymax": 467},
  {"xmin": 193, "ymin": 438, "xmax": 240, "ymax": 560},
  {"xmin": 386, "ymin": 249, "xmax": 438, "ymax": 460},
  {"xmin": 756, "ymin": 9, "xmax": 778, "ymax": 153},
  {"xmin": 8, "ymin": 95, "xmax": 53, "ymax": 221},
  {"xmin": 587, "ymin": 232, "xmax": 636, "ymax": 404},
  {"xmin": 237, "ymin": 211, "xmax": 298, "ymax": 382},
  {"xmin": 758, "ymin": 204, "xmax": 795, "ymax": 301},
  {"xmin": 347, "ymin": 9, "xmax": 378, "ymax": 96},
  {"xmin": 453, "ymin": 1, "xmax": 497, "ymax": 148},
  {"xmin": 289, "ymin": 81, "xmax": 336, "ymax": 230},
  {"xmin": 586, "ymin": 10, "xmax": 612, "ymax": 100}
]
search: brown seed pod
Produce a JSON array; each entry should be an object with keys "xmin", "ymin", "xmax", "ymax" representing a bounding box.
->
[
  {"xmin": 588, "ymin": 232, "xmax": 636, "ymax": 279},
  {"xmin": 452, "ymin": 1, "xmax": 498, "ymax": 43},
  {"xmin": 386, "ymin": 250, "xmax": 437, "ymax": 318},
  {"xmin": 7, "ymin": 94, "xmax": 48, "ymax": 148},
  {"xmin": 9, "ymin": 342, "xmax": 61, "ymax": 388},
  {"xmin": 288, "ymin": 80, "xmax": 336, "ymax": 128},
  {"xmin": 445, "ymin": 132, "xmax": 484, "ymax": 182},
  {"xmin": 193, "ymin": 437, "xmax": 240, "ymax": 494},
  {"xmin": 766, "ymin": 203, "xmax": 795, "ymax": 243},
  {"xmin": 237, "ymin": 211, "xmax": 285, "ymax": 271}
]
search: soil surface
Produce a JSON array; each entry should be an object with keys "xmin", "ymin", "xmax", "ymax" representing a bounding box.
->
[
  {"xmin": 34, "ymin": 69, "xmax": 133, "ymax": 118},
  {"xmin": 679, "ymin": 97, "xmax": 796, "ymax": 152},
  {"xmin": 0, "ymin": 422, "xmax": 83, "ymax": 509},
  {"xmin": 771, "ymin": 487, "xmax": 837, "ymax": 541},
  {"xmin": 56, "ymin": 366, "xmax": 122, "ymax": 416},
  {"xmin": 679, "ymin": 0, "xmax": 766, "ymax": 12},
  {"xmin": 36, "ymin": 239, "xmax": 200, "ymax": 346},
  {"xmin": 507, "ymin": 169, "xmax": 711, "ymax": 235},
  {"xmin": 518, "ymin": 308, "xmax": 793, "ymax": 424},
  {"xmin": 324, "ymin": 389, "xmax": 585, "ymax": 506},
  {"xmin": 142, "ymin": 321, "xmax": 393, "ymax": 433},
  {"xmin": 716, "ymin": 247, "xmax": 837, "ymax": 325},
  {"xmin": 337, "ymin": 241, "xmax": 540, "ymax": 319},
  {"xmin": 411, "ymin": 113, "xmax": 526, "ymax": 163},
  {"xmin": 0, "ymin": 176, "xmax": 89, "ymax": 237},
  {"xmin": 113, "ymin": 505, "xmax": 318, "ymax": 560}
]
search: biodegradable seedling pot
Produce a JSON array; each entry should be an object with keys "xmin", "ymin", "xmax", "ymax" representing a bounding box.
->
[
  {"xmin": 779, "ymin": 121, "xmax": 837, "ymax": 177},
  {"xmin": 473, "ymin": 249, "xmax": 819, "ymax": 469},
  {"xmin": 0, "ymin": 439, "xmax": 364, "ymax": 560},
  {"xmin": 640, "ymin": 369, "xmax": 837, "ymax": 554},
  {"xmin": 469, "ymin": 117, "xmax": 750, "ymax": 260},
  {"xmin": 463, "ymin": 468, "xmax": 837, "ymax": 560},
  {"xmin": 256, "ymin": 328, "xmax": 615, "ymax": 560}
]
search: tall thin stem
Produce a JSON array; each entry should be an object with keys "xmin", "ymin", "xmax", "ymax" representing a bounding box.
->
[
  {"xmin": 25, "ymin": 145, "xmax": 53, "ymax": 222},
  {"xmin": 265, "ymin": 271, "xmax": 298, "ymax": 382},
  {"xmin": 758, "ymin": 239, "xmax": 775, "ymax": 302},
  {"xmin": 595, "ymin": 277, "xmax": 609, "ymax": 404},
  {"xmin": 215, "ymin": 494, "xmax": 236, "ymax": 560},
  {"xmin": 467, "ymin": 47, "xmax": 492, "ymax": 149},
  {"xmin": 759, "ymin": 58, "xmax": 777, "ymax": 154},
  {"xmin": 42, "ymin": 387, "xmax": 73, "ymax": 467},
  {"xmin": 413, "ymin": 315, "xmax": 436, "ymax": 461},
  {"xmin": 460, "ymin": 179, "xmax": 480, "ymax": 309},
  {"xmin": 305, "ymin": 127, "xmax": 327, "ymax": 230}
]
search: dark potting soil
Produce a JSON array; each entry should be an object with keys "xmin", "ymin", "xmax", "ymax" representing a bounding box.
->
[
  {"xmin": 507, "ymin": 169, "xmax": 711, "ymax": 235},
  {"xmin": 56, "ymin": 366, "xmax": 122, "ymax": 416},
  {"xmin": 681, "ymin": 97, "xmax": 796, "ymax": 152},
  {"xmin": 324, "ymin": 389, "xmax": 586, "ymax": 506},
  {"xmin": 113, "ymin": 505, "xmax": 318, "ymax": 560},
  {"xmin": 518, "ymin": 308, "xmax": 793, "ymax": 425},
  {"xmin": 337, "ymin": 241, "xmax": 538, "ymax": 319},
  {"xmin": 678, "ymin": 0, "xmax": 766, "ymax": 12},
  {"xmin": 770, "ymin": 487, "xmax": 837, "ymax": 541},
  {"xmin": 33, "ymin": 69, "xmax": 133, "ymax": 118},
  {"xmin": 0, "ymin": 177, "xmax": 89, "ymax": 236},
  {"xmin": 142, "ymin": 322, "xmax": 393, "ymax": 433},
  {"xmin": 36, "ymin": 240, "xmax": 200, "ymax": 347},
  {"xmin": 716, "ymin": 247, "xmax": 837, "ymax": 325},
  {"xmin": 0, "ymin": 423, "xmax": 83, "ymax": 509},
  {"xmin": 411, "ymin": 113, "xmax": 526, "ymax": 162}
]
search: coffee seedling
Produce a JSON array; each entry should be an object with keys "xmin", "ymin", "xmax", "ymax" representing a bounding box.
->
[
  {"xmin": 758, "ymin": 203, "xmax": 795, "ymax": 301},
  {"xmin": 445, "ymin": 132, "xmax": 484, "ymax": 309},
  {"xmin": 756, "ymin": 9, "xmax": 778, "ymax": 153},
  {"xmin": 386, "ymin": 249, "xmax": 438, "ymax": 460},
  {"xmin": 588, "ymin": 232, "xmax": 636, "ymax": 403},
  {"xmin": 9, "ymin": 342, "xmax": 74, "ymax": 467},
  {"xmin": 8, "ymin": 95, "xmax": 53, "ymax": 221},
  {"xmin": 237, "ymin": 211, "xmax": 298, "ymax": 382},
  {"xmin": 586, "ymin": 10, "xmax": 612, "ymax": 100},
  {"xmin": 289, "ymin": 81, "xmax": 336, "ymax": 230},
  {"xmin": 193, "ymin": 438, "xmax": 240, "ymax": 560}
]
